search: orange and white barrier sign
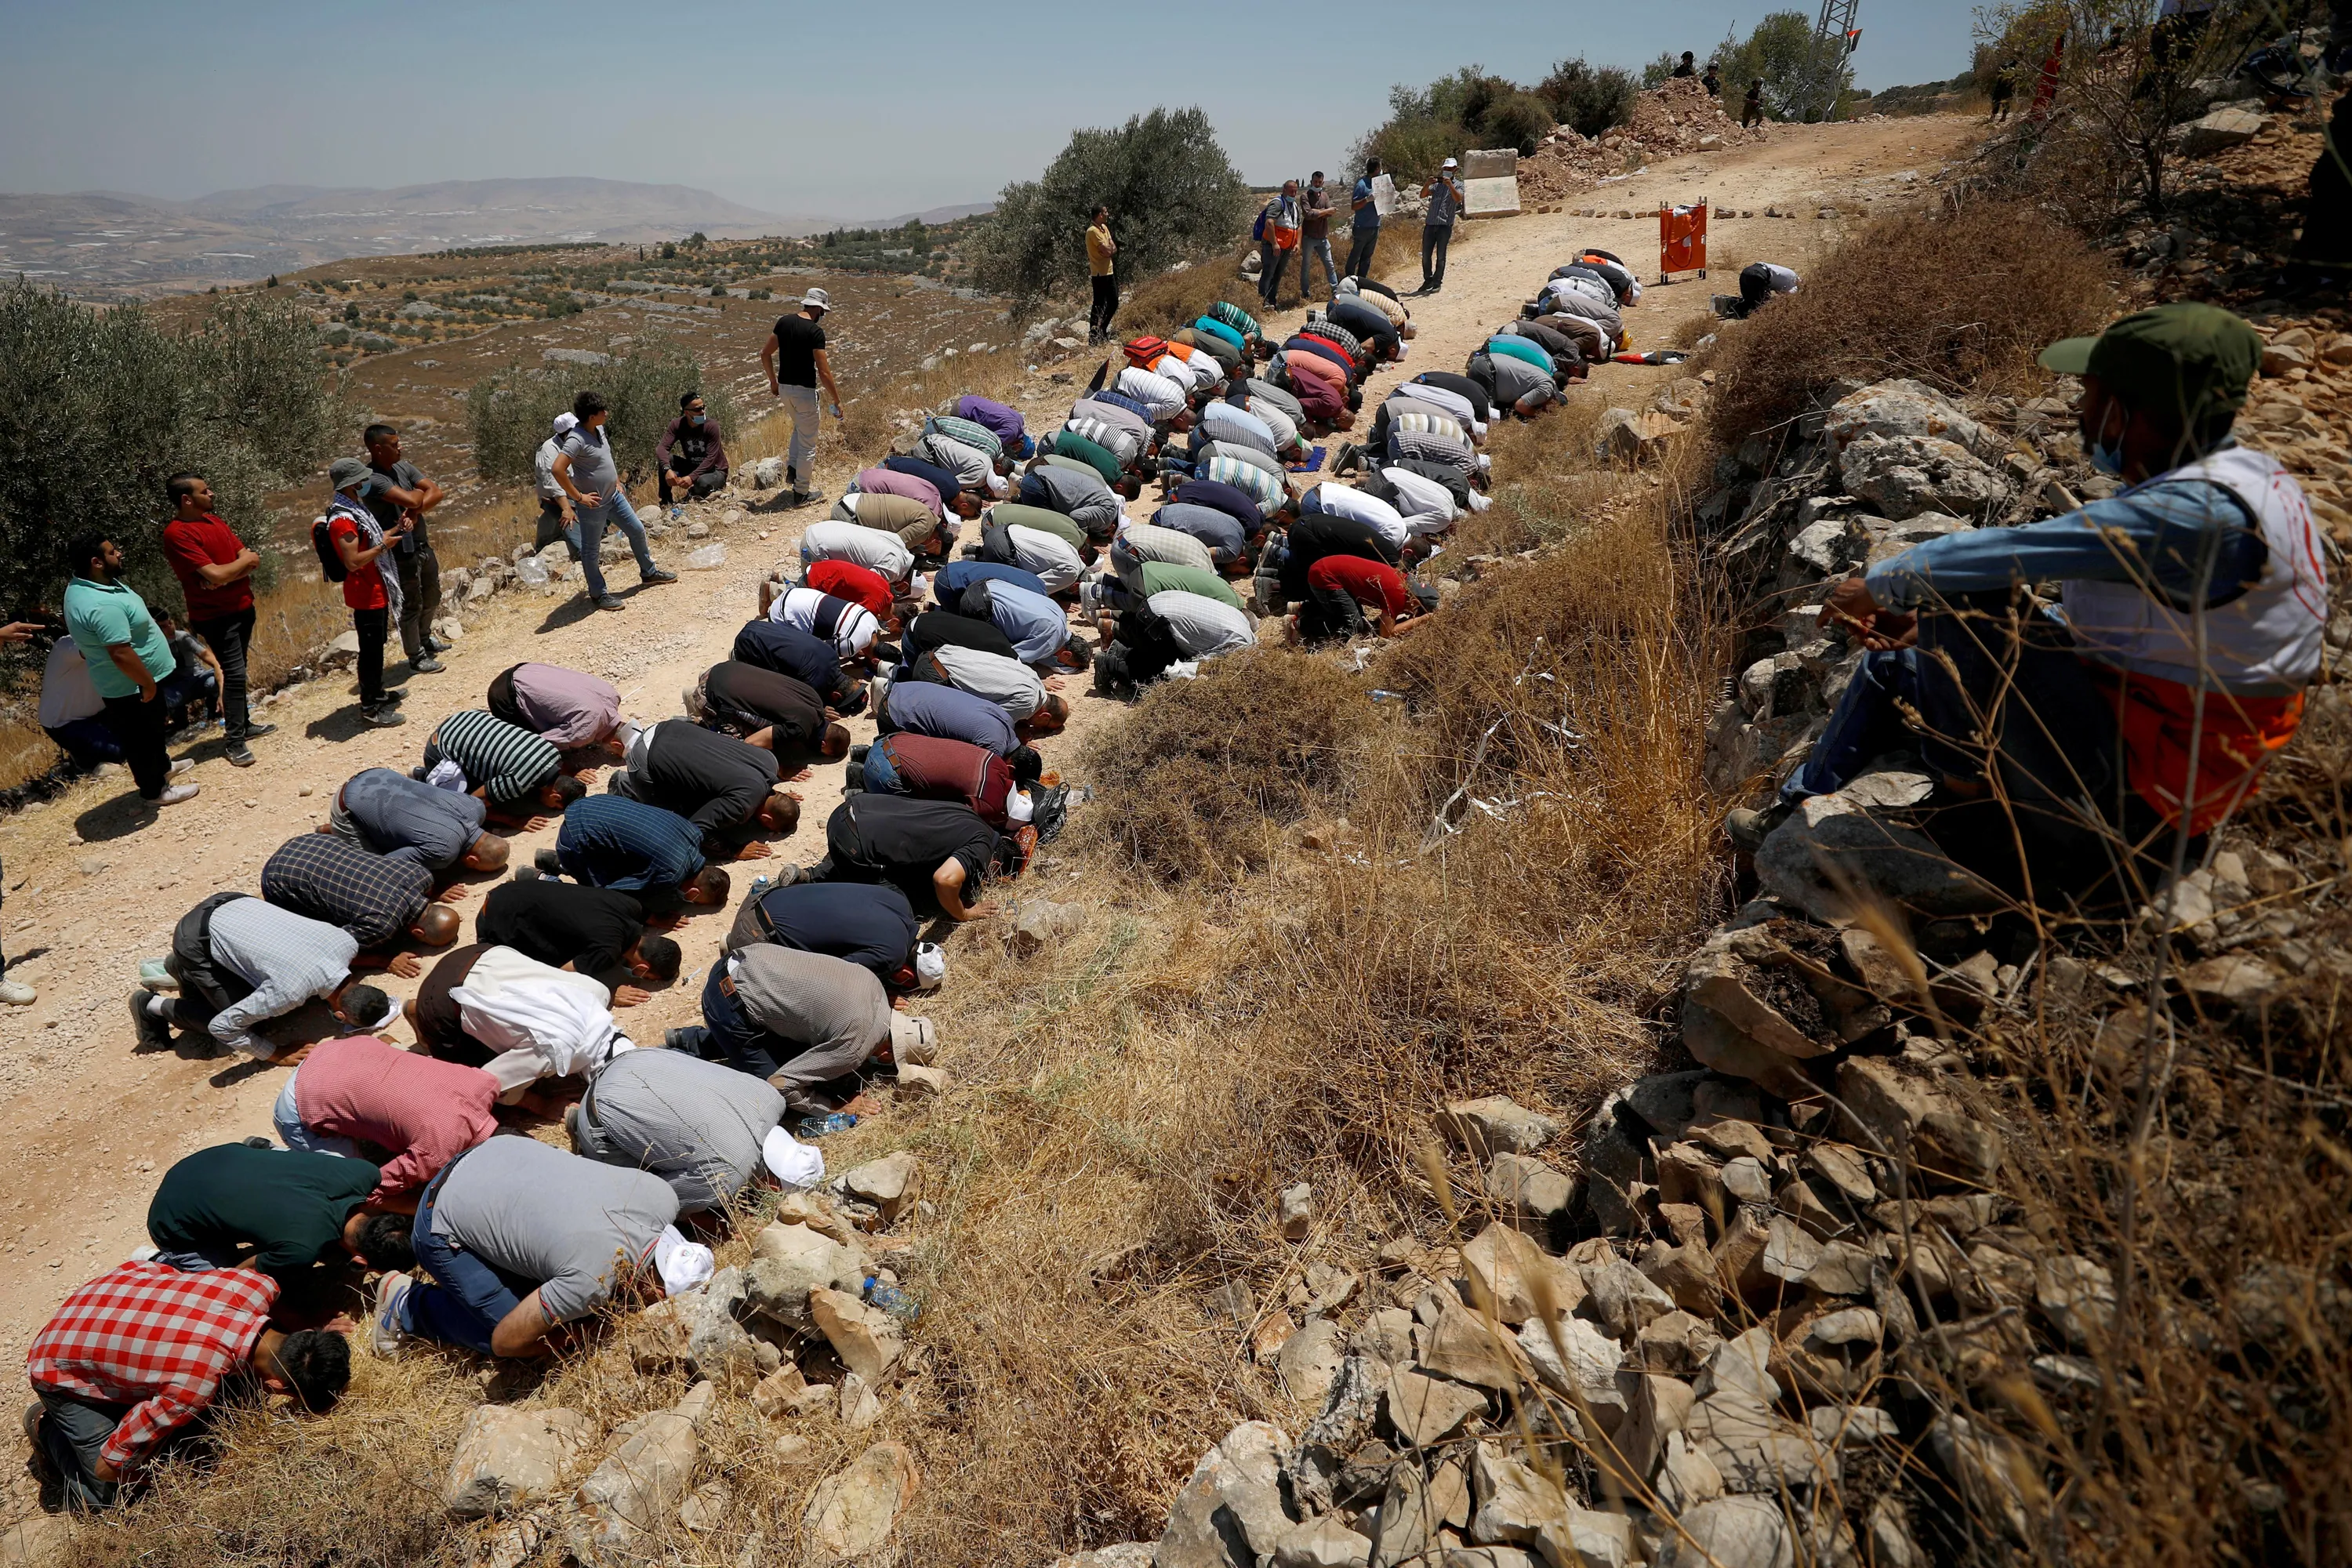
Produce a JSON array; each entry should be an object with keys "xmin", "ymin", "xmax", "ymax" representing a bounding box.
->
[{"xmin": 1658, "ymin": 201, "xmax": 1708, "ymax": 281}]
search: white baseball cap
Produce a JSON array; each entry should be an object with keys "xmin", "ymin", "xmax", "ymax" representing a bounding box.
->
[
  {"xmin": 1441, "ymin": 157, "xmax": 1458, "ymax": 169},
  {"xmin": 650, "ymin": 1225, "xmax": 716, "ymax": 1295},
  {"xmin": 912, "ymin": 942, "xmax": 946, "ymax": 990},
  {"xmin": 760, "ymin": 1126, "xmax": 825, "ymax": 1189},
  {"xmin": 802, "ymin": 288, "xmax": 830, "ymax": 310},
  {"xmin": 889, "ymin": 1014, "xmax": 938, "ymax": 1065}
]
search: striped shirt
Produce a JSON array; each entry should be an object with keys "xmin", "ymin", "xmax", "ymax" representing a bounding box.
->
[
  {"xmin": 925, "ymin": 414, "xmax": 1003, "ymax": 459},
  {"xmin": 1302, "ymin": 315, "xmax": 1363, "ymax": 358},
  {"xmin": 262, "ymin": 832, "xmax": 433, "ymax": 947},
  {"xmin": 556, "ymin": 794, "xmax": 706, "ymax": 893},
  {"xmin": 201, "ymin": 896, "xmax": 360, "ymax": 1058},
  {"xmin": 429, "ymin": 710, "xmax": 561, "ymax": 805},
  {"xmin": 1388, "ymin": 430, "xmax": 1479, "ymax": 481},
  {"xmin": 1115, "ymin": 367, "xmax": 1186, "ymax": 423},
  {"xmin": 28, "ymin": 1262, "xmax": 277, "ymax": 1475},
  {"xmin": 1205, "ymin": 456, "xmax": 1285, "ymax": 513},
  {"xmin": 1114, "ymin": 523, "xmax": 1217, "ymax": 578},
  {"xmin": 1069, "ymin": 397, "xmax": 1154, "ymax": 446},
  {"xmin": 1202, "ymin": 401, "xmax": 1279, "ymax": 458},
  {"xmin": 1207, "ymin": 300, "xmax": 1261, "ymax": 339},
  {"xmin": 1200, "ymin": 439, "xmax": 1283, "ymax": 479},
  {"xmin": 1388, "ymin": 406, "xmax": 1472, "ymax": 446},
  {"xmin": 768, "ymin": 586, "xmax": 879, "ymax": 658}
]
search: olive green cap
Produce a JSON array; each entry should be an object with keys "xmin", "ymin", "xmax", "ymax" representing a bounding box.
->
[{"xmin": 2038, "ymin": 302, "xmax": 2263, "ymax": 426}]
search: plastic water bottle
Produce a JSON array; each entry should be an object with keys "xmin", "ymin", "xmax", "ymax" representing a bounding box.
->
[
  {"xmin": 749, "ymin": 875, "xmax": 771, "ymax": 897},
  {"xmin": 863, "ymin": 1277, "xmax": 920, "ymax": 1323},
  {"xmin": 794, "ymin": 1112, "xmax": 858, "ymax": 1138},
  {"xmin": 1370, "ymin": 689, "xmax": 1409, "ymax": 705}
]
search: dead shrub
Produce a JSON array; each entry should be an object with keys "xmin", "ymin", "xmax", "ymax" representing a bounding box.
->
[
  {"xmin": 1078, "ymin": 644, "xmax": 1383, "ymax": 882},
  {"xmin": 1706, "ymin": 197, "xmax": 2114, "ymax": 443}
]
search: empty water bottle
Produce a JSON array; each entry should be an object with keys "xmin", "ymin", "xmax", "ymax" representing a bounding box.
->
[
  {"xmin": 1370, "ymin": 689, "xmax": 1409, "ymax": 704},
  {"xmin": 748, "ymin": 874, "xmax": 771, "ymax": 897},
  {"xmin": 794, "ymin": 1112, "xmax": 859, "ymax": 1138},
  {"xmin": 863, "ymin": 1277, "xmax": 920, "ymax": 1323}
]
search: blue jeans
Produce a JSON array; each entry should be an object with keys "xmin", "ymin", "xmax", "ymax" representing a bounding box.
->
[
  {"xmin": 1302, "ymin": 236, "xmax": 1338, "ymax": 299},
  {"xmin": 672, "ymin": 964, "xmax": 796, "ymax": 1080},
  {"xmin": 399, "ymin": 1156, "xmax": 532, "ymax": 1355},
  {"xmin": 45, "ymin": 717, "xmax": 122, "ymax": 769},
  {"xmin": 860, "ymin": 741, "xmax": 902, "ymax": 795},
  {"xmin": 569, "ymin": 491, "xmax": 659, "ymax": 601},
  {"xmin": 272, "ymin": 1065, "xmax": 362, "ymax": 1157}
]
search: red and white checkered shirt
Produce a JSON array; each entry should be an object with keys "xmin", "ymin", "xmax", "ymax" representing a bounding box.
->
[{"xmin": 26, "ymin": 1261, "xmax": 275, "ymax": 1473}]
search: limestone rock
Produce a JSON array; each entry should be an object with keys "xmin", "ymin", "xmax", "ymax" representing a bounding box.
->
[
  {"xmin": 746, "ymin": 1223, "xmax": 867, "ymax": 1328},
  {"xmin": 2034, "ymin": 1254, "xmax": 2117, "ymax": 1348},
  {"xmin": 1468, "ymin": 1444, "xmax": 1570, "ymax": 1548},
  {"xmin": 1653, "ymin": 1431, "xmax": 1726, "ymax": 1516},
  {"xmin": 1609, "ymin": 1370, "xmax": 1698, "ymax": 1488},
  {"xmin": 1580, "ymin": 1254, "xmax": 1676, "ymax": 1340},
  {"xmin": 1928, "ymin": 1413, "xmax": 2042, "ymax": 1542},
  {"xmin": 681, "ymin": 1478, "xmax": 731, "ymax": 1532},
  {"xmin": 803, "ymin": 1441, "xmax": 920, "ymax": 1564},
  {"xmin": 1755, "ymin": 793, "xmax": 2002, "ymax": 924},
  {"xmin": 1156, "ymin": 1421, "xmax": 1297, "ymax": 1568},
  {"xmin": 751, "ymin": 456, "xmax": 786, "ymax": 488},
  {"xmin": 1686, "ymin": 1389, "xmax": 1835, "ymax": 1495},
  {"xmin": 1007, "ymin": 898, "xmax": 1085, "ymax": 956},
  {"xmin": 1052, "ymin": 1549, "xmax": 1158, "ymax": 1568},
  {"xmin": 1352, "ymin": 1307, "xmax": 1419, "ymax": 1371},
  {"xmin": 810, "ymin": 1287, "xmax": 905, "ymax": 1382},
  {"xmin": 1486, "ymin": 1152, "xmax": 1577, "ymax": 1227},
  {"xmin": 1462, "ymin": 1222, "xmax": 1584, "ymax": 1324},
  {"xmin": 1517, "ymin": 1315, "xmax": 1624, "ymax": 1422},
  {"xmin": 1836, "ymin": 432, "xmax": 2008, "ymax": 521},
  {"xmin": 1418, "ymin": 1302, "xmax": 1534, "ymax": 1390},
  {"xmin": 1656, "ymin": 1495, "xmax": 1789, "ymax": 1568},
  {"xmin": 1694, "ymin": 1327, "xmax": 1780, "ymax": 1406},
  {"xmin": 574, "ymin": 1396, "xmax": 702, "ymax": 1559},
  {"xmin": 1435, "ymin": 1097, "xmax": 1559, "ymax": 1156},
  {"xmin": 1279, "ymin": 1182, "xmax": 1316, "ymax": 1240},
  {"xmin": 750, "ymin": 1364, "xmax": 808, "ymax": 1418},
  {"xmin": 895, "ymin": 1062, "xmax": 951, "ymax": 1097},
  {"xmin": 634, "ymin": 1271, "xmax": 757, "ymax": 1388},
  {"xmin": 1272, "ymin": 1515, "xmax": 1373, "ymax": 1568},
  {"xmin": 2176, "ymin": 107, "xmax": 2264, "ymax": 156},
  {"xmin": 839, "ymin": 1151, "xmax": 921, "ymax": 1223},
  {"xmin": 1279, "ymin": 1316, "xmax": 1347, "ymax": 1406},
  {"xmin": 1385, "ymin": 1366, "xmax": 1489, "ymax": 1447},
  {"xmin": 443, "ymin": 1405, "xmax": 594, "ymax": 1518},
  {"xmin": 1824, "ymin": 379, "xmax": 2002, "ymax": 462}
]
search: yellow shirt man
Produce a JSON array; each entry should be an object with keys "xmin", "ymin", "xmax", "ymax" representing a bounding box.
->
[{"xmin": 1086, "ymin": 221, "xmax": 1115, "ymax": 278}]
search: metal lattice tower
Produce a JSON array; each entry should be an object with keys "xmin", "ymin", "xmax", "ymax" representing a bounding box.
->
[{"xmin": 1806, "ymin": 0, "xmax": 1863, "ymax": 122}]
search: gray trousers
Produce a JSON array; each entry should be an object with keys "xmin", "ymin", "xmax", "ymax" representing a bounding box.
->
[
  {"xmin": 779, "ymin": 386, "xmax": 821, "ymax": 485},
  {"xmin": 34, "ymin": 1390, "xmax": 129, "ymax": 1510}
]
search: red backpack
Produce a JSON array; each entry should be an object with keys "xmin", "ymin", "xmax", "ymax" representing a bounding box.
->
[{"xmin": 1122, "ymin": 336, "xmax": 1172, "ymax": 370}]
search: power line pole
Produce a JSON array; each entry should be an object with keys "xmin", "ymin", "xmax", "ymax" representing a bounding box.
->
[{"xmin": 1806, "ymin": 0, "xmax": 1863, "ymax": 122}]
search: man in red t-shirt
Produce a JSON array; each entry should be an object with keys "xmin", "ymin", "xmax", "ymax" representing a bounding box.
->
[
  {"xmin": 159, "ymin": 473, "xmax": 271, "ymax": 767},
  {"xmin": 325, "ymin": 458, "xmax": 408, "ymax": 727},
  {"xmin": 1298, "ymin": 554, "xmax": 1429, "ymax": 642},
  {"xmin": 806, "ymin": 558, "xmax": 897, "ymax": 631}
]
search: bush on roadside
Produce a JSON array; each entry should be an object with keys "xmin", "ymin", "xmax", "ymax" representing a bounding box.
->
[
  {"xmin": 971, "ymin": 107, "xmax": 1252, "ymax": 318},
  {"xmin": 1706, "ymin": 198, "xmax": 2114, "ymax": 443},
  {"xmin": 468, "ymin": 339, "xmax": 736, "ymax": 489},
  {"xmin": 0, "ymin": 283, "xmax": 339, "ymax": 623},
  {"xmin": 1535, "ymin": 58, "xmax": 1639, "ymax": 139}
]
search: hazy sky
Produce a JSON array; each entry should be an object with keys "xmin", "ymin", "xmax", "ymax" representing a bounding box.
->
[{"xmin": 0, "ymin": 0, "xmax": 1976, "ymax": 221}]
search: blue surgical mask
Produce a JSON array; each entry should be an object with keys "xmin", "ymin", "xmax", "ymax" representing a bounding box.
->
[{"xmin": 2088, "ymin": 436, "xmax": 2124, "ymax": 475}]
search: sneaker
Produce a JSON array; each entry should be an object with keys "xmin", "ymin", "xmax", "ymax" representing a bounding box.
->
[
  {"xmin": 425, "ymin": 637, "xmax": 452, "ymax": 655},
  {"xmin": 226, "ymin": 745, "xmax": 256, "ymax": 768},
  {"xmin": 241, "ymin": 1135, "xmax": 275, "ymax": 1149},
  {"xmin": 156, "ymin": 783, "xmax": 201, "ymax": 806},
  {"xmin": 409, "ymin": 656, "xmax": 447, "ymax": 675},
  {"xmin": 1724, "ymin": 800, "xmax": 1795, "ymax": 853},
  {"xmin": 0, "ymin": 978, "xmax": 34, "ymax": 1007},
  {"xmin": 129, "ymin": 988, "xmax": 172, "ymax": 1047},
  {"xmin": 243, "ymin": 721, "xmax": 278, "ymax": 739},
  {"xmin": 138, "ymin": 958, "xmax": 178, "ymax": 992},
  {"xmin": 359, "ymin": 706, "xmax": 408, "ymax": 728},
  {"xmin": 640, "ymin": 568, "xmax": 678, "ymax": 586},
  {"xmin": 534, "ymin": 848, "xmax": 563, "ymax": 876},
  {"xmin": 22, "ymin": 1405, "xmax": 54, "ymax": 1488},
  {"xmin": 168, "ymin": 757, "xmax": 195, "ymax": 777},
  {"xmin": 372, "ymin": 1272, "xmax": 413, "ymax": 1360},
  {"xmin": 791, "ymin": 487, "xmax": 828, "ymax": 506},
  {"xmin": 593, "ymin": 594, "xmax": 627, "ymax": 612},
  {"xmin": 511, "ymin": 866, "xmax": 545, "ymax": 882},
  {"xmin": 563, "ymin": 1102, "xmax": 582, "ymax": 1146}
]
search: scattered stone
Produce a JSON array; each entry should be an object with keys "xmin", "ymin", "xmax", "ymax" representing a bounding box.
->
[
  {"xmin": 680, "ymin": 1478, "xmax": 731, "ymax": 1532},
  {"xmin": 1156, "ymin": 1421, "xmax": 1297, "ymax": 1568},
  {"xmin": 840, "ymin": 1371, "xmax": 883, "ymax": 1429},
  {"xmin": 1580, "ymin": 1254, "xmax": 1676, "ymax": 1339},
  {"xmin": 1385, "ymin": 1366, "xmax": 1489, "ymax": 1447},
  {"xmin": 1516, "ymin": 1315, "xmax": 1624, "ymax": 1419},
  {"xmin": 1462, "ymin": 1222, "xmax": 1584, "ymax": 1324},
  {"xmin": 746, "ymin": 1223, "xmax": 867, "ymax": 1328},
  {"xmin": 1756, "ymin": 793, "xmax": 2003, "ymax": 924},
  {"xmin": 750, "ymin": 1363, "xmax": 808, "ymax": 1418},
  {"xmin": 1417, "ymin": 1301, "xmax": 1535, "ymax": 1390},
  {"xmin": 1656, "ymin": 1495, "xmax": 1788, "ymax": 1568},
  {"xmin": 839, "ymin": 1151, "xmax": 921, "ymax": 1224},
  {"xmin": 1272, "ymin": 1515, "xmax": 1373, "ymax": 1568},
  {"xmin": 1279, "ymin": 1182, "xmax": 1316, "ymax": 1240},
  {"xmin": 810, "ymin": 1287, "xmax": 905, "ymax": 1382},
  {"xmin": 2034, "ymin": 1254, "xmax": 2117, "ymax": 1348},
  {"xmin": 1435, "ymin": 1096, "xmax": 1559, "ymax": 1156},
  {"xmin": 1279, "ymin": 1317, "xmax": 1346, "ymax": 1406},
  {"xmin": 1928, "ymin": 1413, "xmax": 2042, "ymax": 1542},
  {"xmin": 1686, "ymin": 1388, "xmax": 1835, "ymax": 1494},
  {"xmin": 2176, "ymin": 107, "xmax": 2265, "ymax": 156},
  {"xmin": 803, "ymin": 1441, "xmax": 920, "ymax": 1564},
  {"xmin": 442, "ymin": 1405, "xmax": 593, "ymax": 1518},
  {"xmin": 573, "ymin": 1387, "xmax": 706, "ymax": 1559}
]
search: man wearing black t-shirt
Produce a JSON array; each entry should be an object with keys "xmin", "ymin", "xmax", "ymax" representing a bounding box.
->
[
  {"xmin": 474, "ymin": 880, "xmax": 681, "ymax": 1004},
  {"xmin": 362, "ymin": 423, "xmax": 448, "ymax": 675},
  {"xmin": 691, "ymin": 660, "xmax": 853, "ymax": 763},
  {"xmin": 760, "ymin": 288, "xmax": 844, "ymax": 506},
  {"xmin": 789, "ymin": 794, "xmax": 1027, "ymax": 921},
  {"xmin": 607, "ymin": 720, "xmax": 799, "ymax": 858}
]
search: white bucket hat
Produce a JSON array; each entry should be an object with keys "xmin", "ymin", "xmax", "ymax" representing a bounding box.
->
[{"xmin": 802, "ymin": 287, "xmax": 831, "ymax": 310}]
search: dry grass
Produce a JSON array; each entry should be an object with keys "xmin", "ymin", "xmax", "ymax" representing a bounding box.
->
[{"xmin": 1705, "ymin": 196, "xmax": 2116, "ymax": 444}]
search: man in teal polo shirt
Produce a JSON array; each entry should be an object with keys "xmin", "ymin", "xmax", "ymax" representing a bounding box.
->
[{"xmin": 62, "ymin": 533, "xmax": 199, "ymax": 808}]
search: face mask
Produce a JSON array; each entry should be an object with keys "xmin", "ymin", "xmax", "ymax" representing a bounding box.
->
[{"xmin": 2089, "ymin": 435, "xmax": 2125, "ymax": 477}]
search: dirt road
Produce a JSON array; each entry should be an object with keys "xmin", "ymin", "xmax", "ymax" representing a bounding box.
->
[{"xmin": 0, "ymin": 111, "xmax": 1979, "ymax": 1446}]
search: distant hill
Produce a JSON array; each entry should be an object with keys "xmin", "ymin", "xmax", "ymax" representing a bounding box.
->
[
  {"xmin": 869, "ymin": 202, "xmax": 997, "ymax": 227},
  {"xmin": 0, "ymin": 177, "xmax": 855, "ymax": 299}
]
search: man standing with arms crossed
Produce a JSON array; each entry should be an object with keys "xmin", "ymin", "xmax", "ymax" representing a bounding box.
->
[
  {"xmin": 362, "ymin": 424, "xmax": 448, "ymax": 676},
  {"xmin": 159, "ymin": 473, "xmax": 273, "ymax": 768},
  {"xmin": 761, "ymin": 289, "xmax": 844, "ymax": 508},
  {"xmin": 1085, "ymin": 206, "xmax": 1119, "ymax": 345}
]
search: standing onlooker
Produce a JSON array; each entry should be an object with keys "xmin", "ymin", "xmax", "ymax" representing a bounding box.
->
[
  {"xmin": 1346, "ymin": 158, "xmax": 1384, "ymax": 282},
  {"xmin": 324, "ymin": 457, "xmax": 408, "ymax": 728},
  {"xmin": 1085, "ymin": 206, "xmax": 1119, "ymax": 344},
  {"xmin": 533, "ymin": 412, "xmax": 579, "ymax": 554},
  {"xmin": 550, "ymin": 391, "xmax": 679, "ymax": 613},
  {"xmin": 761, "ymin": 289, "xmax": 844, "ymax": 506},
  {"xmin": 1418, "ymin": 159, "xmax": 1463, "ymax": 296},
  {"xmin": 1743, "ymin": 78, "xmax": 1766, "ymax": 127},
  {"xmin": 1702, "ymin": 61, "xmax": 1722, "ymax": 96},
  {"xmin": 61, "ymin": 535, "xmax": 198, "ymax": 808},
  {"xmin": 1301, "ymin": 172, "xmax": 1338, "ymax": 301},
  {"xmin": 362, "ymin": 424, "xmax": 448, "ymax": 677},
  {"xmin": 1257, "ymin": 180, "xmax": 1302, "ymax": 308},
  {"xmin": 1987, "ymin": 60, "xmax": 2016, "ymax": 122},
  {"xmin": 2, "ymin": 619, "xmax": 35, "ymax": 1004},
  {"xmin": 159, "ymin": 472, "xmax": 271, "ymax": 767},
  {"xmin": 657, "ymin": 391, "xmax": 729, "ymax": 514}
]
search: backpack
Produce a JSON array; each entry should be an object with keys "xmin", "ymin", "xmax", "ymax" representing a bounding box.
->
[
  {"xmin": 1122, "ymin": 336, "xmax": 1171, "ymax": 370},
  {"xmin": 310, "ymin": 515, "xmax": 350, "ymax": 582},
  {"xmin": 1251, "ymin": 205, "xmax": 1269, "ymax": 242}
]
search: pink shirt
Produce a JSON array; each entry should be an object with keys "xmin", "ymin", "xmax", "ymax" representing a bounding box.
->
[
  {"xmin": 292, "ymin": 1035, "xmax": 500, "ymax": 1200},
  {"xmin": 854, "ymin": 466, "xmax": 943, "ymax": 519},
  {"xmin": 510, "ymin": 663, "xmax": 621, "ymax": 750}
]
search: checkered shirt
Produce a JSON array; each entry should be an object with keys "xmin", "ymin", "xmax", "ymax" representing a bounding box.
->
[
  {"xmin": 261, "ymin": 832, "xmax": 431, "ymax": 947},
  {"xmin": 27, "ymin": 1261, "xmax": 275, "ymax": 1474}
]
